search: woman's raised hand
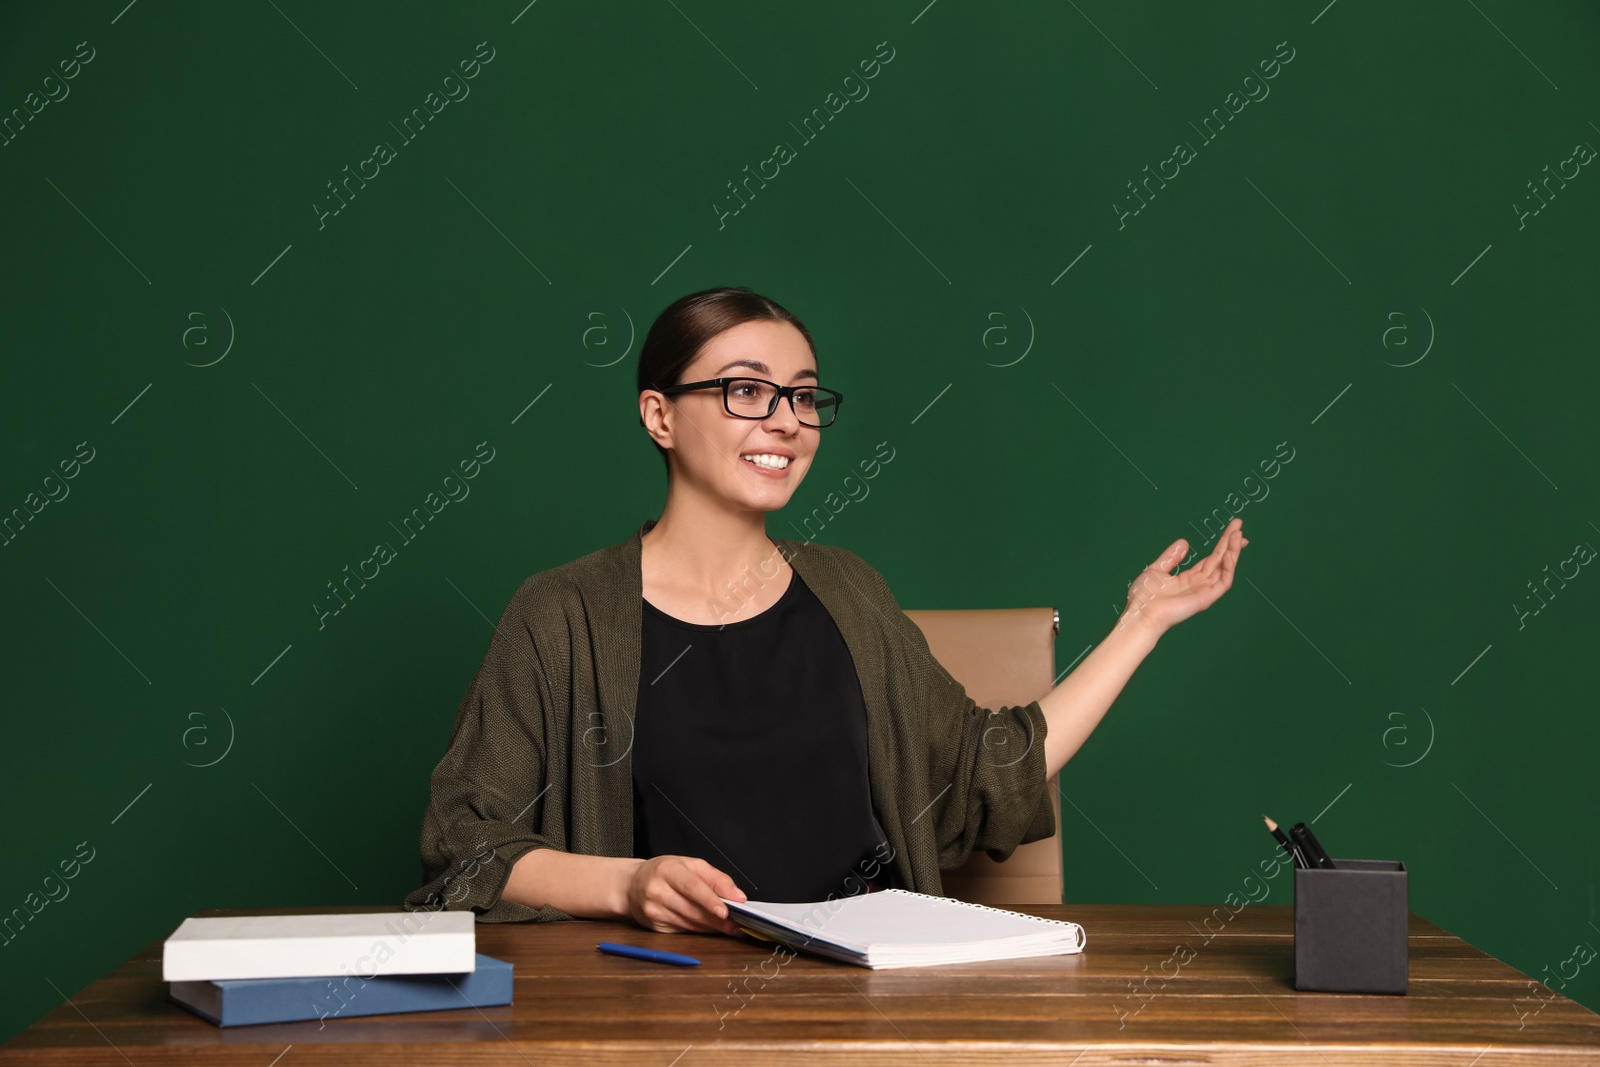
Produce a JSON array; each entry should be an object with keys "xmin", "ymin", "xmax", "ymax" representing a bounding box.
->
[
  {"xmin": 1119, "ymin": 518, "xmax": 1249, "ymax": 636},
  {"xmin": 623, "ymin": 855, "xmax": 748, "ymax": 936}
]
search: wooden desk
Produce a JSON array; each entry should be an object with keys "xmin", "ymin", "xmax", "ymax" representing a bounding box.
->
[{"xmin": 4, "ymin": 904, "xmax": 1598, "ymax": 1065}]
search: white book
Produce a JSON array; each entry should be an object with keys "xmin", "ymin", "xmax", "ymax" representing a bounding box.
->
[
  {"xmin": 721, "ymin": 889, "xmax": 1086, "ymax": 969},
  {"xmin": 162, "ymin": 911, "xmax": 476, "ymax": 981}
]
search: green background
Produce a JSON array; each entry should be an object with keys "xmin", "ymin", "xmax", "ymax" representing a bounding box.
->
[{"xmin": 2, "ymin": 0, "xmax": 1597, "ymax": 1043}]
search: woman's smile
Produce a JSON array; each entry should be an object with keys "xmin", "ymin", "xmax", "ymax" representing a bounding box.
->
[{"xmin": 740, "ymin": 450, "xmax": 793, "ymax": 475}]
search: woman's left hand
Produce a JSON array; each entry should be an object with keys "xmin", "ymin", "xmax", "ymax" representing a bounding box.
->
[{"xmin": 1118, "ymin": 518, "xmax": 1248, "ymax": 636}]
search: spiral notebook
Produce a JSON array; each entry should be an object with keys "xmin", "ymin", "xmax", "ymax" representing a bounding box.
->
[{"xmin": 719, "ymin": 889, "xmax": 1086, "ymax": 969}]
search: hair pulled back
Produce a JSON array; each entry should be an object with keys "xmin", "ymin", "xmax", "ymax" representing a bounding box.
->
[{"xmin": 636, "ymin": 287, "xmax": 816, "ymax": 473}]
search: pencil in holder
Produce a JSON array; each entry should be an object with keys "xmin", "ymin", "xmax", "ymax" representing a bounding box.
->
[{"xmin": 1293, "ymin": 858, "xmax": 1408, "ymax": 994}]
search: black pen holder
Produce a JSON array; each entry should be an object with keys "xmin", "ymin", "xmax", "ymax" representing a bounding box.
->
[{"xmin": 1293, "ymin": 859, "xmax": 1408, "ymax": 994}]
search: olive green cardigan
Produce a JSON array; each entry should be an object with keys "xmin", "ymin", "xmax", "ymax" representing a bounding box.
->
[{"xmin": 403, "ymin": 519, "xmax": 1053, "ymax": 922}]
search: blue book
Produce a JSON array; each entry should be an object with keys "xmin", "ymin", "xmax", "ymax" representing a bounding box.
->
[{"xmin": 167, "ymin": 952, "xmax": 512, "ymax": 1027}]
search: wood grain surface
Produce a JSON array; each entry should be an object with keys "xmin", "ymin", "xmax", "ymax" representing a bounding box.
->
[{"xmin": 3, "ymin": 903, "xmax": 1597, "ymax": 1065}]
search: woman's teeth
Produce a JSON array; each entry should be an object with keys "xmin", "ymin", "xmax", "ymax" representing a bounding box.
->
[{"xmin": 742, "ymin": 454, "xmax": 790, "ymax": 470}]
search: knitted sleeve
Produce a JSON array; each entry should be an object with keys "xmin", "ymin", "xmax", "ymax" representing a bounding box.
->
[{"xmin": 402, "ymin": 573, "xmax": 574, "ymax": 923}]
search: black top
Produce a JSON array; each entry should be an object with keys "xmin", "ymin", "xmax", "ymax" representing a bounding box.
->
[{"xmin": 633, "ymin": 567, "xmax": 890, "ymax": 902}]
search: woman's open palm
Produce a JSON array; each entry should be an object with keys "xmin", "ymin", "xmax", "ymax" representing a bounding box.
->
[{"xmin": 1120, "ymin": 518, "xmax": 1248, "ymax": 635}]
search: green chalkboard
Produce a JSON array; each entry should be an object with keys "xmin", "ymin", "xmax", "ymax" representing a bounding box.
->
[{"xmin": 2, "ymin": 0, "xmax": 1597, "ymax": 1042}]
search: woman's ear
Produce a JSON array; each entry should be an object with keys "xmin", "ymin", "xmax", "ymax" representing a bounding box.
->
[{"xmin": 639, "ymin": 391, "xmax": 672, "ymax": 447}]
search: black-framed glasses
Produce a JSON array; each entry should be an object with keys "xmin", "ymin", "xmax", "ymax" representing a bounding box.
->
[{"xmin": 658, "ymin": 377, "xmax": 843, "ymax": 428}]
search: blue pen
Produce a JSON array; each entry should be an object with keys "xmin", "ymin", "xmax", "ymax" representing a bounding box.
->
[{"xmin": 597, "ymin": 941, "xmax": 702, "ymax": 967}]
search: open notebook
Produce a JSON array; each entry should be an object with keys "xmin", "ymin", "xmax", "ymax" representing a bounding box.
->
[{"xmin": 720, "ymin": 889, "xmax": 1086, "ymax": 969}]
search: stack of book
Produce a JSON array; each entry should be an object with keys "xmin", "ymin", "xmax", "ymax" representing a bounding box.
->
[{"xmin": 162, "ymin": 911, "xmax": 512, "ymax": 1027}]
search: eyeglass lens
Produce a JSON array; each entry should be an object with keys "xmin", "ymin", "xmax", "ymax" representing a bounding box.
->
[{"xmin": 726, "ymin": 378, "xmax": 839, "ymax": 426}]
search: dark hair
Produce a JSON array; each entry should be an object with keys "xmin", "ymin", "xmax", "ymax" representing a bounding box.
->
[{"xmin": 636, "ymin": 286, "xmax": 817, "ymax": 474}]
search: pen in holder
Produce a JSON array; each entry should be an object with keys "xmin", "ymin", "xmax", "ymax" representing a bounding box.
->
[{"xmin": 1293, "ymin": 859, "xmax": 1408, "ymax": 994}]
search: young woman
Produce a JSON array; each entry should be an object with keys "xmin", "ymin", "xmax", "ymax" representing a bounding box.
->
[{"xmin": 405, "ymin": 286, "xmax": 1247, "ymax": 937}]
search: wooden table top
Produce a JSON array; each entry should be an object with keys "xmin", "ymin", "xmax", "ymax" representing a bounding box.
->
[{"xmin": 3, "ymin": 903, "xmax": 1598, "ymax": 1065}]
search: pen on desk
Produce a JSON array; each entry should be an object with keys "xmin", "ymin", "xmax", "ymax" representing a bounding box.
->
[
  {"xmin": 1263, "ymin": 814, "xmax": 1309, "ymax": 869},
  {"xmin": 596, "ymin": 941, "xmax": 702, "ymax": 967},
  {"xmin": 1289, "ymin": 822, "xmax": 1337, "ymax": 869}
]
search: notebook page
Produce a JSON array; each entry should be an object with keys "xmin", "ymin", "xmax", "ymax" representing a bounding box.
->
[{"xmin": 723, "ymin": 890, "xmax": 1082, "ymax": 953}]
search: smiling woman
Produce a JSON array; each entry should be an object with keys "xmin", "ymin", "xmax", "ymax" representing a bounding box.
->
[
  {"xmin": 410, "ymin": 286, "xmax": 1000, "ymax": 929},
  {"xmin": 404, "ymin": 285, "xmax": 1248, "ymax": 939}
]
